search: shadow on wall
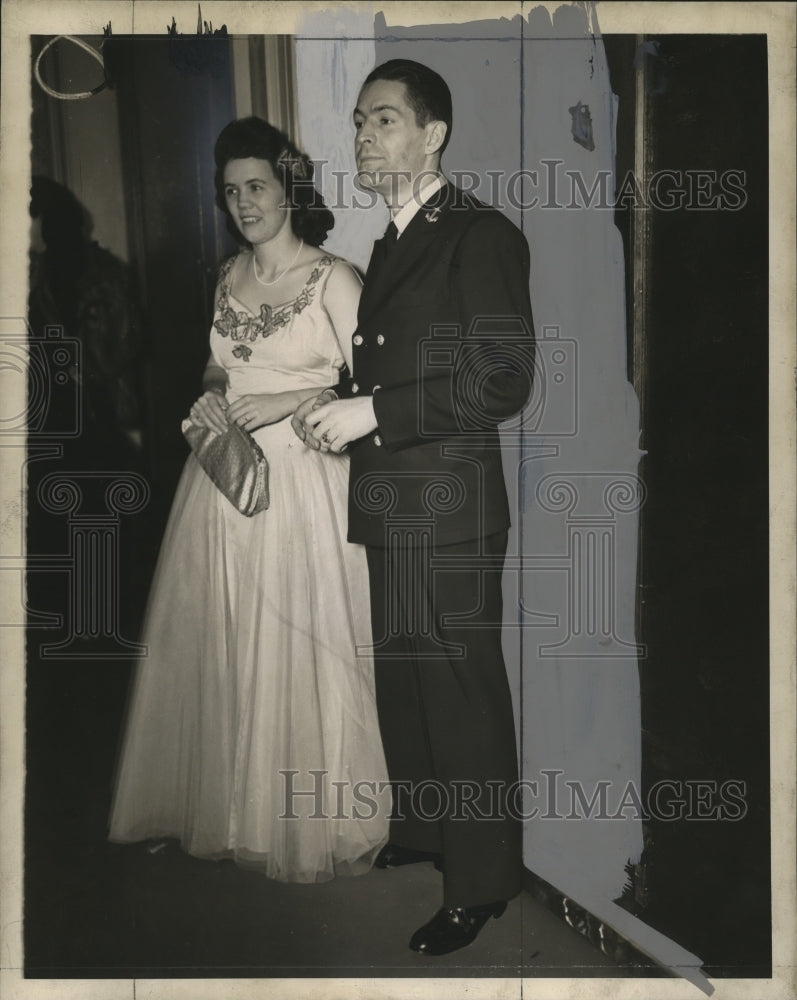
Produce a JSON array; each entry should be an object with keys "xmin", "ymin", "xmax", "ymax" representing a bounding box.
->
[{"xmin": 28, "ymin": 175, "xmax": 145, "ymax": 469}]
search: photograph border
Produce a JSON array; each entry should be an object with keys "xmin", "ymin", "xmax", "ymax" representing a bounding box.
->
[{"xmin": 1, "ymin": 2, "xmax": 794, "ymax": 998}]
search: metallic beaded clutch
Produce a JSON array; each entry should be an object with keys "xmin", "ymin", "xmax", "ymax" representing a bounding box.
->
[{"xmin": 181, "ymin": 418, "xmax": 269, "ymax": 516}]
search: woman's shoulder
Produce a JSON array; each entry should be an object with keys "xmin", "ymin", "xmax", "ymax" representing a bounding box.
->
[
  {"xmin": 308, "ymin": 251, "xmax": 363, "ymax": 284},
  {"xmin": 306, "ymin": 248, "xmax": 340, "ymax": 269},
  {"xmin": 218, "ymin": 250, "xmax": 247, "ymax": 278},
  {"xmin": 213, "ymin": 251, "xmax": 247, "ymax": 310},
  {"xmin": 314, "ymin": 254, "xmax": 363, "ymax": 320},
  {"xmin": 300, "ymin": 250, "xmax": 358, "ymax": 292}
]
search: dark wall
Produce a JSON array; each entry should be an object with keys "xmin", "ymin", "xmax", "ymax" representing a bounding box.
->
[
  {"xmin": 107, "ymin": 37, "xmax": 238, "ymax": 524},
  {"xmin": 607, "ymin": 35, "xmax": 770, "ymax": 976},
  {"xmin": 25, "ymin": 36, "xmax": 238, "ymax": 976}
]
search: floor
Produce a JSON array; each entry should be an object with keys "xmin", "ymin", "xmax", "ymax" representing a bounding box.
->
[
  {"xmin": 29, "ymin": 839, "xmax": 638, "ymax": 979},
  {"xmin": 17, "ymin": 462, "xmax": 700, "ymax": 985},
  {"xmin": 23, "ymin": 659, "xmax": 655, "ymax": 982}
]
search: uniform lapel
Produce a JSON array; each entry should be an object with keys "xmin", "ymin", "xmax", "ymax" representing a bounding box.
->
[{"xmin": 358, "ymin": 184, "xmax": 456, "ymax": 322}]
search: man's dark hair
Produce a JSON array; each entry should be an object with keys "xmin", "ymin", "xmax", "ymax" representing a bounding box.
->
[{"xmin": 363, "ymin": 59, "xmax": 453, "ymax": 156}]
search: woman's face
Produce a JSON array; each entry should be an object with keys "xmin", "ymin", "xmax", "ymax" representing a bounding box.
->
[{"xmin": 222, "ymin": 157, "xmax": 290, "ymax": 245}]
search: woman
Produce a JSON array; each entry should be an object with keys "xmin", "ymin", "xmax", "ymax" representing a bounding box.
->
[{"xmin": 109, "ymin": 118, "xmax": 389, "ymax": 883}]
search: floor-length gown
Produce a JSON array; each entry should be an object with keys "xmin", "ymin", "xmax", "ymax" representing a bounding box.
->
[{"xmin": 109, "ymin": 252, "xmax": 390, "ymax": 883}]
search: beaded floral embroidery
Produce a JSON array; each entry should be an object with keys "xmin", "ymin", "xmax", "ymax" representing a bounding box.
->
[{"xmin": 213, "ymin": 253, "xmax": 335, "ymax": 363}]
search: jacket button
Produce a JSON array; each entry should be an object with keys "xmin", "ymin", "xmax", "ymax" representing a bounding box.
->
[
  {"xmin": 353, "ymin": 334, "xmax": 363, "ymax": 346},
  {"xmin": 351, "ymin": 382, "xmax": 359, "ymax": 394},
  {"xmin": 376, "ymin": 335, "xmax": 385, "ymax": 345},
  {"xmin": 374, "ymin": 435, "xmax": 382, "ymax": 447}
]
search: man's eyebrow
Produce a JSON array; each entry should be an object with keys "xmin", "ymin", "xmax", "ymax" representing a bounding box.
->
[
  {"xmin": 353, "ymin": 103, "xmax": 404, "ymax": 118},
  {"xmin": 224, "ymin": 176, "xmax": 269, "ymax": 186}
]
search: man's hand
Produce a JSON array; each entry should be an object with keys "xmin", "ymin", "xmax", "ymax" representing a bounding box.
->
[
  {"xmin": 304, "ymin": 397, "xmax": 378, "ymax": 453},
  {"xmin": 291, "ymin": 389, "xmax": 338, "ymax": 450}
]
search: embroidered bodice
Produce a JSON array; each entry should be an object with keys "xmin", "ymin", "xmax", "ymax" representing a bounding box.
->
[{"xmin": 209, "ymin": 252, "xmax": 345, "ymax": 402}]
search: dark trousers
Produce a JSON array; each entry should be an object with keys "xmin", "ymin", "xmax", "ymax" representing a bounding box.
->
[{"xmin": 365, "ymin": 531, "xmax": 522, "ymax": 909}]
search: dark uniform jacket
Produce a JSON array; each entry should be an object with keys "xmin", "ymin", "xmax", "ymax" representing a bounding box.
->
[{"xmin": 338, "ymin": 184, "xmax": 535, "ymax": 548}]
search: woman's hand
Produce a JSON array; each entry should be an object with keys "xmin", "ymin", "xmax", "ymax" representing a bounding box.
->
[
  {"xmin": 226, "ymin": 391, "xmax": 312, "ymax": 432},
  {"xmin": 189, "ymin": 388, "xmax": 229, "ymax": 435},
  {"xmin": 291, "ymin": 389, "xmax": 338, "ymax": 448}
]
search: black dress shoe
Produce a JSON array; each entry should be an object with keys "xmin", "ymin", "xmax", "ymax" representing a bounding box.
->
[
  {"xmin": 409, "ymin": 900, "xmax": 507, "ymax": 955},
  {"xmin": 374, "ymin": 843, "xmax": 444, "ymax": 872}
]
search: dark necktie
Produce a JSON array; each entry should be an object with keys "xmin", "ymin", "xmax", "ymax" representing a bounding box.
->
[
  {"xmin": 384, "ymin": 220, "xmax": 398, "ymax": 249},
  {"xmin": 367, "ymin": 220, "xmax": 399, "ymax": 281}
]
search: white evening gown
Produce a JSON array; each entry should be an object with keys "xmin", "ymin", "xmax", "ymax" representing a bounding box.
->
[{"xmin": 109, "ymin": 252, "xmax": 390, "ymax": 882}]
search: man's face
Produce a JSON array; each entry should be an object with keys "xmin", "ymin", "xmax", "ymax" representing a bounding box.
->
[{"xmin": 353, "ymin": 79, "xmax": 437, "ymax": 204}]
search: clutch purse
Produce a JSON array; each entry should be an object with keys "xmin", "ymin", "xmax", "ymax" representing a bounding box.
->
[{"xmin": 181, "ymin": 417, "xmax": 269, "ymax": 516}]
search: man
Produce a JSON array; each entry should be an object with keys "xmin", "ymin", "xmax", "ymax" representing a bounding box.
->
[{"xmin": 293, "ymin": 59, "xmax": 534, "ymax": 955}]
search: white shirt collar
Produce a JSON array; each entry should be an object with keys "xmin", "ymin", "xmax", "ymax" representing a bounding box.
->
[{"xmin": 392, "ymin": 175, "xmax": 446, "ymax": 237}]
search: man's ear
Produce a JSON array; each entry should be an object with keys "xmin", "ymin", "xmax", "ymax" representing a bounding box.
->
[{"xmin": 425, "ymin": 120, "xmax": 448, "ymax": 156}]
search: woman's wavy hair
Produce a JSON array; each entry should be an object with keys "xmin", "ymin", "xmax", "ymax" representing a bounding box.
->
[{"xmin": 213, "ymin": 117, "xmax": 334, "ymax": 247}]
